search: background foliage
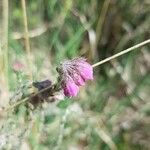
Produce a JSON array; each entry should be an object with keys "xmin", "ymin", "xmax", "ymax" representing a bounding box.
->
[{"xmin": 0, "ymin": 0, "xmax": 150, "ymax": 149}]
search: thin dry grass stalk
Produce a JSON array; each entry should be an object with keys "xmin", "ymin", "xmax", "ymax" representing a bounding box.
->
[
  {"xmin": 96, "ymin": 0, "xmax": 111, "ymax": 46},
  {"xmin": 0, "ymin": 0, "xmax": 9, "ymax": 105},
  {"xmin": 92, "ymin": 39, "xmax": 150, "ymax": 67},
  {"xmin": 95, "ymin": 127, "xmax": 117, "ymax": 150},
  {"xmin": 21, "ymin": 0, "xmax": 33, "ymax": 80}
]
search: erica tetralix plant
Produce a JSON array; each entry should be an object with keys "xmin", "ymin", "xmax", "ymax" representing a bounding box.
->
[
  {"xmin": 57, "ymin": 57, "xmax": 93, "ymax": 97},
  {"xmin": 7, "ymin": 40, "xmax": 149, "ymax": 111}
]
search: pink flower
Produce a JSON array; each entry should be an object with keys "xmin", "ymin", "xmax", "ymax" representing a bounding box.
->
[
  {"xmin": 63, "ymin": 78, "xmax": 79, "ymax": 97},
  {"xmin": 76, "ymin": 61, "xmax": 93, "ymax": 81},
  {"xmin": 71, "ymin": 72, "xmax": 85, "ymax": 86},
  {"xmin": 12, "ymin": 60, "xmax": 25, "ymax": 72},
  {"xmin": 57, "ymin": 57, "xmax": 93, "ymax": 97}
]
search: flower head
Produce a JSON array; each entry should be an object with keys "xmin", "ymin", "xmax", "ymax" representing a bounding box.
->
[
  {"xmin": 63, "ymin": 77, "xmax": 79, "ymax": 97},
  {"xmin": 57, "ymin": 57, "xmax": 93, "ymax": 97}
]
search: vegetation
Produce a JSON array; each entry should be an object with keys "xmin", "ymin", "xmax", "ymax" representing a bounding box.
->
[{"xmin": 0, "ymin": 0, "xmax": 150, "ymax": 149}]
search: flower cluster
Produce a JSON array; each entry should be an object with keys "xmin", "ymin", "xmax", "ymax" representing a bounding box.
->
[{"xmin": 57, "ymin": 58, "xmax": 93, "ymax": 97}]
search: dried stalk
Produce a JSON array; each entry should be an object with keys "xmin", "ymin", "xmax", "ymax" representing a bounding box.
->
[
  {"xmin": 1, "ymin": 0, "xmax": 9, "ymax": 103},
  {"xmin": 96, "ymin": 0, "xmax": 111, "ymax": 45},
  {"xmin": 21, "ymin": 0, "xmax": 33, "ymax": 80},
  {"xmin": 92, "ymin": 39, "xmax": 150, "ymax": 67}
]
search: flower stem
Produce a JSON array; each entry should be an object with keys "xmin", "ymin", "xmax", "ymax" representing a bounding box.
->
[{"xmin": 92, "ymin": 39, "xmax": 150, "ymax": 68}]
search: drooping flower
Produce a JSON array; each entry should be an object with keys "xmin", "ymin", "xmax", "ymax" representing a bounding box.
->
[
  {"xmin": 63, "ymin": 77, "xmax": 79, "ymax": 97},
  {"xmin": 75, "ymin": 59, "xmax": 93, "ymax": 81},
  {"xmin": 57, "ymin": 57, "xmax": 93, "ymax": 97},
  {"xmin": 70, "ymin": 70, "xmax": 85, "ymax": 86}
]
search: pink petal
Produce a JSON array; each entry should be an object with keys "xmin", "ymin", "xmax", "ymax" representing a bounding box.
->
[
  {"xmin": 71, "ymin": 73, "xmax": 85, "ymax": 86},
  {"xmin": 77, "ymin": 62, "xmax": 93, "ymax": 81},
  {"xmin": 63, "ymin": 79, "xmax": 79, "ymax": 97}
]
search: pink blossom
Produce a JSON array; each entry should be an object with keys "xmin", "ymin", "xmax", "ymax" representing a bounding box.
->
[
  {"xmin": 57, "ymin": 57, "xmax": 93, "ymax": 97},
  {"xmin": 63, "ymin": 78, "xmax": 79, "ymax": 97},
  {"xmin": 71, "ymin": 72, "xmax": 85, "ymax": 86},
  {"xmin": 12, "ymin": 61, "xmax": 25, "ymax": 72},
  {"xmin": 76, "ymin": 61, "xmax": 93, "ymax": 81}
]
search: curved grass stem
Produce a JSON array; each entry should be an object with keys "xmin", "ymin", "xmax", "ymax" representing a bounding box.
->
[{"xmin": 1, "ymin": 0, "xmax": 9, "ymax": 103}]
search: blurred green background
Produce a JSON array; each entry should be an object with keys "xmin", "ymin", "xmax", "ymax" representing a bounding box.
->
[{"xmin": 0, "ymin": 0, "xmax": 150, "ymax": 149}]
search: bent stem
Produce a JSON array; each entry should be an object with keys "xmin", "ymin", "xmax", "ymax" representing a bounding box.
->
[
  {"xmin": 1, "ymin": 0, "xmax": 9, "ymax": 103},
  {"xmin": 92, "ymin": 39, "xmax": 150, "ymax": 68},
  {"xmin": 5, "ymin": 84, "xmax": 55, "ymax": 112}
]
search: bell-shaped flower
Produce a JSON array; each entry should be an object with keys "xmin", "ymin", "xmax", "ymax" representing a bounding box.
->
[
  {"xmin": 70, "ymin": 71, "xmax": 85, "ymax": 86},
  {"xmin": 63, "ymin": 77, "xmax": 79, "ymax": 97},
  {"xmin": 57, "ymin": 57, "xmax": 93, "ymax": 97},
  {"xmin": 76, "ymin": 61, "xmax": 93, "ymax": 81}
]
